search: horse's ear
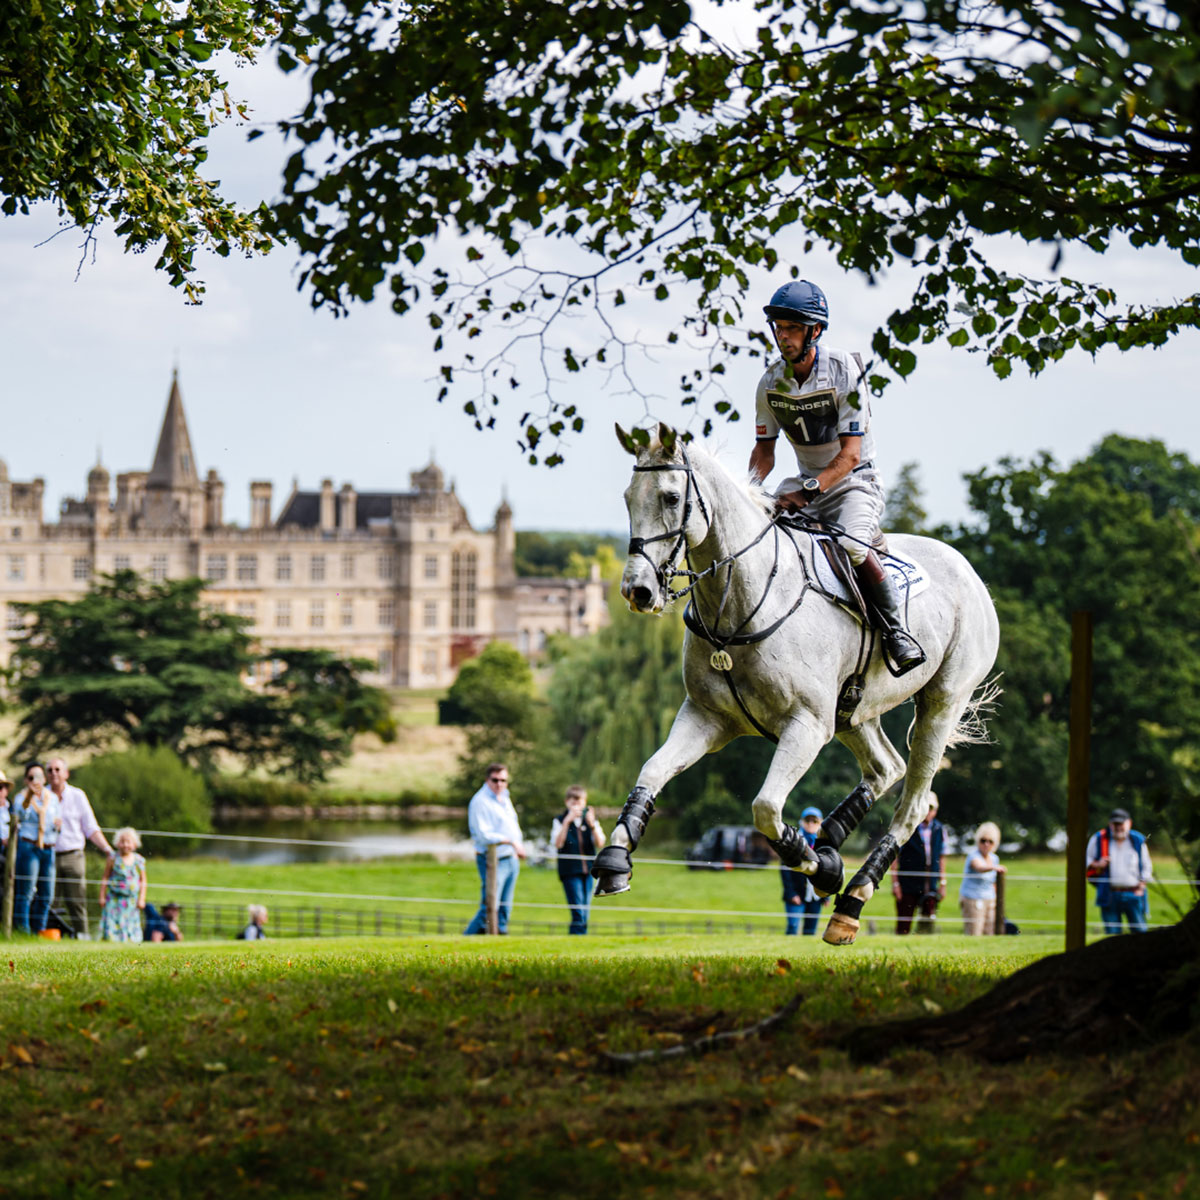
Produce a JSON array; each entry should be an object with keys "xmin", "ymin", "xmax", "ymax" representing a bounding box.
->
[
  {"xmin": 659, "ymin": 423, "xmax": 678, "ymax": 456},
  {"xmin": 615, "ymin": 423, "xmax": 638, "ymax": 456}
]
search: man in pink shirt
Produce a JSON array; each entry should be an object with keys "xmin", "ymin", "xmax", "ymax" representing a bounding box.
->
[{"xmin": 48, "ymin": 758, "xmax": 114, "ymax": 939}]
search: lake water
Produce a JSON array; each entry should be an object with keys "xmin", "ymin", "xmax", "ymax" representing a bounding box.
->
[{"xmin": 198, "ymin": 819, "xmax": 476, "ymax": 865}]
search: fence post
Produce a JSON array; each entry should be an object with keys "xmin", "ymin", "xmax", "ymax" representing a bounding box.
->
[
  {"xmin": 2, "ymin": 808, "xmax": 19, "ymax": 938},
  {"xmin": 486, "ymin": 844, "xmax": 499, "ymax": 935},
  {"xmin": 1066, "ymin": 610, "xmax": 1093, "ymax": 952},
  {"xmin": 993, "ymin": 870, "xmax": 1006, "ymax": 936}
]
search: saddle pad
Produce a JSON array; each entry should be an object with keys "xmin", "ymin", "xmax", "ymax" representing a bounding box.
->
[{"xmin": 810, "ymin": 537, "xmax": 931, "ymax": 609}]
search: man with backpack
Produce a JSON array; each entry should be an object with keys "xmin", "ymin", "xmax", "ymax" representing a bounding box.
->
[{"xmin": 1086, "ymin": 808, "xmax": 1153, "ymax": 934}]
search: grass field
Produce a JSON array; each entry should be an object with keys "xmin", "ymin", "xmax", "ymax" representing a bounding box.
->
[
  {"xmin": 1, "ymin": 935, "xmax": 1195, "ymax": 1199},
  {"xmin": 124, "ymin": 851, "xmax": 1196, "ymax": 943}
]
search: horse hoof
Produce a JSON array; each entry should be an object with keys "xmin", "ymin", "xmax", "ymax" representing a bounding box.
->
[
  {"xmin": 822, "ymin": 912, "xmax": 860, "ymax": 946},
  {"xmin": 593, "ymin": 872, "xmax": 631, "ymax": 897}
]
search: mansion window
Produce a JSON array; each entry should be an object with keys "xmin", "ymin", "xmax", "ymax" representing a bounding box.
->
[
  {"xmin": 377, "ymin": 553, "xmax": 394, "ymax": 581},
  {"xmin": 423, "ymin": 599, "xmax": 438, "ymax": 629},
  {"xmin": 236, "ymin": 600, "xmax": 256, "ymax": 622},
  {"xmin": 73, "ymin": 557, "xmax": 92, "ymax": 581},
  {"xmin": 6, "ymin": 555, "xmax": 23, "ymax": 581},
  {"xmin": 310, "ymin": 600, "xmax": 325, "ymax": 629},
  {"xmin": 378, "ymin": 648, "xmax": 393, "ymax": 678},
  {"xmin": 206, "ymin": 554, "xmax": 228, "ymax": 582},
  {"xmin": 378, "ymin": 598, "xmax": 395, "ymax": 627},
  {"xmin": 275, "ymin": 600, "xmax": 291, "ymax": 629},
  {"xmin": 6, "ymin": 604, "xmax": 24, "ymax": 632},
  {"xmin": 423, "ymin": 554, "xmax": 438, "ymax": 580},
  {"xmin": 341, "ymin": 553, "xmax": 355, "ymax": 581},
  {"xmin": 114, "ymin": 555, "xmax": 131, "ymax": 572},
  {"xmin": 341, "ymin": 598, "xmax": 354, "ymax": 628},
  {"xmin": 421, "ymin": 648, "xmax": 437, "ymax": 675},
  {"xmin": 311, "ymin": 554, "xmax": 326, "ymax": 582},
  {"xmin": 451, "ymin": 549, "xmax": 477, "ymax": 630},
  {"xmin": 150, "ymin": 554, "xmax": 168, "ymax": 581},
  {"xmin": 237, "ymin": 554, "xmax": 258, "ymax": 583},
  {"xmin": 276, "ymin": 554, "xmax": 293, "ymax": 582}
]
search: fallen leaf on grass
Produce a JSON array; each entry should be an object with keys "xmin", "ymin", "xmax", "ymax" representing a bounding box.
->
[
  {"xmin": 921, "ymin": 998, "xmax": 943, "ymax": 1015},
  {"xmin": 824, "ymin": 1180, "xmax": 845, "ymax": 1199},
  {"xmin": 795, "ymin": 1113, "xmax": 826, "ymax": 1130},
  {"xmin": 334, "ymin": 1088, "xmax": 352, "ymax": 1101},
  {"xmin": 904, "ymin": 1151, "xmax": 919, "ymax": 1166},
  {"xmin": 740, "ymin": 1159, "xmax": 759, "ymax": 1176},
  {"xmin": 653, "ymin": 1032, "xmax": 685, "ymax": 1045},
  {"xmin": 776, "ymin": 958, "xmax": 792, "ymax": 973},
  {"xmin": 133, "ymin": 1046, "xmax": 148, "ymax": 1060},
  {"xmin": 387, "ymin": 998, "xmax": 398, "ymax": 1014},
  {"xmin": 11, "ymin": 1046, "xmax": 33, "ymax": 1065},
  {"xmin": 786, "ymin": 1065, "xmax": 811, "ymax": 1082},
  {"xmin": 134, "ymin": 1160, "xmax": 153, "ymax": 1170},
  {"xmin": 203, "ymin": 1062, "xmax": 228, "ymax": 1073}
]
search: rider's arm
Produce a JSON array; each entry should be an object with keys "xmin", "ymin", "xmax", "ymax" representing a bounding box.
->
[
  {"xmin": 814, "ymin": 434, "xmax": 862, "ymax": 493},
  {"xmin": 749, "ymin": 438, "xmax": 776, "ymax": 484}
]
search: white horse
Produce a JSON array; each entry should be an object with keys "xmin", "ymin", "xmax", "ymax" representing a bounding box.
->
[{"xmin": 590, "ymin": 425, "xmax": 1000, "ymax": 944}]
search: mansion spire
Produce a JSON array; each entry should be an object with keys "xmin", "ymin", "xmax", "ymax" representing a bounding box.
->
[{"xmin": 143, "ymin": 371, "xmax": 204, "ymax": 531}]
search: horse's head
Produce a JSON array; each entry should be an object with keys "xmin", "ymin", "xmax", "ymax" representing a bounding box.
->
[{"xmin": 616, "ymin": 422, "xmax": 710, "ymax": 613}]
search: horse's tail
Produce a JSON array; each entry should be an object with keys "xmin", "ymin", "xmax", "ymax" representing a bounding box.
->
[{"xmin": 945, "ymin": 673, "xmax": 1003, "ymax": 748}]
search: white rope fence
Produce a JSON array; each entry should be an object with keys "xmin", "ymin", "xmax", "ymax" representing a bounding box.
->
[{"xmin": 3, "ymin": 824, "xmax": 1191, "ymax": 939}]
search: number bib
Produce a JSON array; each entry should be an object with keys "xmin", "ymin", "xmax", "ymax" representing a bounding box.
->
[{"xmin": 765, "ymin": 388, "xmax": 839, "ymax": 447}]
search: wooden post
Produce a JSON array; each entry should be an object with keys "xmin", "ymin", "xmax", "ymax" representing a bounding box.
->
[
  {"xmin": 485, "ymin": 844, "xmax": 499, "ymax": 935},
  {"xmin": 993, "ymin": 870, "xmax": 1006, "ymax": 936},
  {"xmin": 2, "ymin": 809, "xmax": 19, "ymax": 938},
  {"xmin": 1065, "ymin": 610, "xmax": 1094, "ymax": 952}
]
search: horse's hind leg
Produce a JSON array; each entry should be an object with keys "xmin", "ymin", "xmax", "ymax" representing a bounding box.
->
[
  {"xmin": 824, "ymin": 692, "xmax": 962, "ymax": 946},
  {"xmin": 822, "ymin": 718, "xmax": 906, "ymax": 849},
  {"xmin": 593, "ymin": 700, "xmax": 731, "ymax": 897},
  {"xmin": 808, "ymin": 719, "xmax": 907, "ymax": 898}
]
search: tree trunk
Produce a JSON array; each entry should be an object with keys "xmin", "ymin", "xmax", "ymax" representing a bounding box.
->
[{"xmin": 845, "ymin": 904, "xmax": 1200, "ymax": 1063}]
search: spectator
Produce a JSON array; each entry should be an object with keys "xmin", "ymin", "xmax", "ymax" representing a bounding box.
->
[
  {"xmin": 0, "ymin": 769, "xmax": 12, "ymax": 901},
  {"xmin": 239, "ymin": 904, "xmax": 268, "ymax": 940},
  {"xmin": 959, "ymin": 821, "xmax": 1006, "ymax": 936},
  {"xmin": 464, "ymin": 762, "xmax": 525, "ymax": 935},
  {"xmin": 551, "ymin": 785, "xmax": 606, "ymax": 935},
  {"xmin": 47, "ymin": 757, "xmax": 114, "ymax": 940},
  {"xmin": 781, "ymin": 806, "xmax": 826, "ymax": 935},
  {"xmin": 1086, "ymin": 808, "xmax": 1153, "ymax": 935},
  {"xmin": 12, "ymin": 763, "xmax": 62, "ymax": 935},
  {"xmin": 145, "ymin": 901, "xmax": 184, "ymax": 943},
  {"xmin": 98, "ymin": 827, "xmax": 147, "ymax": 943},
  {"xmin": 890, "ymin": 794, "xmax": 946, "ymax": 935}
]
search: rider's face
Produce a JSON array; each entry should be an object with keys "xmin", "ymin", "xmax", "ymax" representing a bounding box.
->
[{"xmin": 772, "ymin": 319, "xmax": 821, "ymax": 364}]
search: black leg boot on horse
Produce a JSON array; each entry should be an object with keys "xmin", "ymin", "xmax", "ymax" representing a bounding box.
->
[
  {"xmin": 767, "ymin": 824, "xmax": 845, "ymax": 896},
  {"xmin": 592, "ymin": 786, "xmax": 656, "ymax": 896},
  {"xmin": 807, "ymin": 780, "xmax": 880, "ymax": 899},
  {"xmin": 855, "ymin": 551, "xmax": 926, "ymax": 676},
  {"xmin": 824, "ymin": 833, "xmax": 901, "ymax": 945}
]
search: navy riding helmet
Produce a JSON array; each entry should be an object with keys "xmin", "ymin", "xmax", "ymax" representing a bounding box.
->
[{"xmin": 763, "ymin": 280, "xmax": 829, "ymax": 328}]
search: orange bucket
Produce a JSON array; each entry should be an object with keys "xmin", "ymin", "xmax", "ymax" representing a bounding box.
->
[{"xmin": 37, "ymin": 929, "xmax": 61, "ymax": 941}]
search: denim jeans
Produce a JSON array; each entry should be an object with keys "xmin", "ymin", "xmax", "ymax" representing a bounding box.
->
[
  {"xmin": 14, "ymin": 841, "xmax": 57, "ymax": 934},
  {"xmin": 560, "ymin": 873, "xmax": 593, "ymax": 935},
  {"xmin": 785, "ymin": 899, "xmax": 823, "ymax": 936},
  {"xmin": 1100, "ymin": 890, "xmax": 1147, "ymax": 934},
  {"xmin": 464, "ymin": 852, "xmax": 519, "ymax": 934}
]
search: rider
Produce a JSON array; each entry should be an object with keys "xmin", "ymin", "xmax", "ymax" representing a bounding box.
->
[{"xmin": 748, "ymin": 279, "xmax": 926, "ymax": 674}]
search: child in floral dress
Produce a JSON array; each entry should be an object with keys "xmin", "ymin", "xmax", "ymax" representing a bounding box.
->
[{"xmin": 99, "ymin": 827, "xmax": 147, "ymax": 943}]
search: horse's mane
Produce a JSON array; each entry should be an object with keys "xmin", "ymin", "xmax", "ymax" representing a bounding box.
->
[{"xmin": 638, "ymin": 436, "xmax": 775, "ymax": 518}]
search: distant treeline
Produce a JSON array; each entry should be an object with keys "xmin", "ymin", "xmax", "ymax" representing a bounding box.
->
[{"xmin": 514, "ymin": 530, "xmax": 623, "ymax": 577}]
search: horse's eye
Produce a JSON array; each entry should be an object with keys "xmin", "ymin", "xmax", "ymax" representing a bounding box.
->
[{"xmin": 662, "ymin": 491, "xmax": 681, "ymax": 507}]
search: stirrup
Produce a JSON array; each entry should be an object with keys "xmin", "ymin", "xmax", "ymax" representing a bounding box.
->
[{"xmin": 884, "ymin": 631, "xmax": 926, "ymax": 675}]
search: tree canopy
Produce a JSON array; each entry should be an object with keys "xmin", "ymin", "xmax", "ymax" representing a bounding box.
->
[
  {"xmin": 268, "ymin": 0, "xmax": 1200, "ymax": 459},
  {"xmin": 1, "ymin": 0, "xmax": 278, "ymax": 301},
  {"xmin": 8, "ymin": 571, "xmax": 395, "ymax": 783}
]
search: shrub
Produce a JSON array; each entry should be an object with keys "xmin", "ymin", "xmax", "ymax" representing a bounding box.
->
[{"xmin": 71, "ymin": 745, "xmax": 211, "ymax": 857}]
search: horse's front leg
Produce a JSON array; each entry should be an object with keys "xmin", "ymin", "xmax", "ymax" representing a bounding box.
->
[
  {"xmin": 749, "ymin": 714, "xmax": 845, "ymax": 895},
  {"xmin": 592, "ymin": 700, "xmax": 732, "ymax": 897}
]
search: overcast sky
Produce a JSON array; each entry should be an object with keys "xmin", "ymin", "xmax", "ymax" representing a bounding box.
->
[{"xmin": 3, "ymin": 45, "xmax": 1198, "ymax": 536}]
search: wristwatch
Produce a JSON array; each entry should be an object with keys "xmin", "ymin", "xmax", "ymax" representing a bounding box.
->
[{"xmin": 801, "ymin": 477, "xmax": 822, "ymax": 495}]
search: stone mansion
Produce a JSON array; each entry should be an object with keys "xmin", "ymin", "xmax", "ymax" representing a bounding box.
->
[{"xmin": 0, "ymin": 375, "xmax": 608, "ymax": 686}]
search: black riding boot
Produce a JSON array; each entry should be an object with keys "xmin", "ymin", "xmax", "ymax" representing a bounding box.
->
[{"xmin": 855, "ymin": 552, "xmax": 926, "ymax": 675}]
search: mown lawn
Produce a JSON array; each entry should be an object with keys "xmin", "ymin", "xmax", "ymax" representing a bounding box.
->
[
  {"xmin": 0, "ymin": 937, "xmax": 1195, "ymax": 1199},
  {"xmin": 132, "ymin": 852, "xmax": 1194, "ymax": 944}
]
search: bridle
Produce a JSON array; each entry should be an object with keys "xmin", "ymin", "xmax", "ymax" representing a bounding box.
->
[{"xmin": 626, "ymin": 448, "xmax": 712, "ymax": 600}]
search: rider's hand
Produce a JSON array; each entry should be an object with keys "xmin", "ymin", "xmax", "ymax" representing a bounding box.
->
[{"xmin": 776, "ymin": 491, "xmax": 808, "ymax": 513}]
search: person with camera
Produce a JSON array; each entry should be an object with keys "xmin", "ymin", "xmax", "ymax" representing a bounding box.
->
[
  {"xmin": 890, "ymin": 794, "xmax": 946, "ymax": 934},
  {"xmin": 551, "ymin": 785, "xmax": 606, "ymax": 935}
]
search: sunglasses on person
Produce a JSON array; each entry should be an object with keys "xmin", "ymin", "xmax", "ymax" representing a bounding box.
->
[
  {"xmin": 978, "ymin": 837, "xmax": 994, "ymax": 844},
  {"xmin": 489, "ymin": 775, "xmax": 509, "ymax": 784}
]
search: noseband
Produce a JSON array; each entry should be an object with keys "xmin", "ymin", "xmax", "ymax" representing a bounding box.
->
[{"xmin": 626, "ymin": 449, "xmax": 711, "ymax": 599}]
